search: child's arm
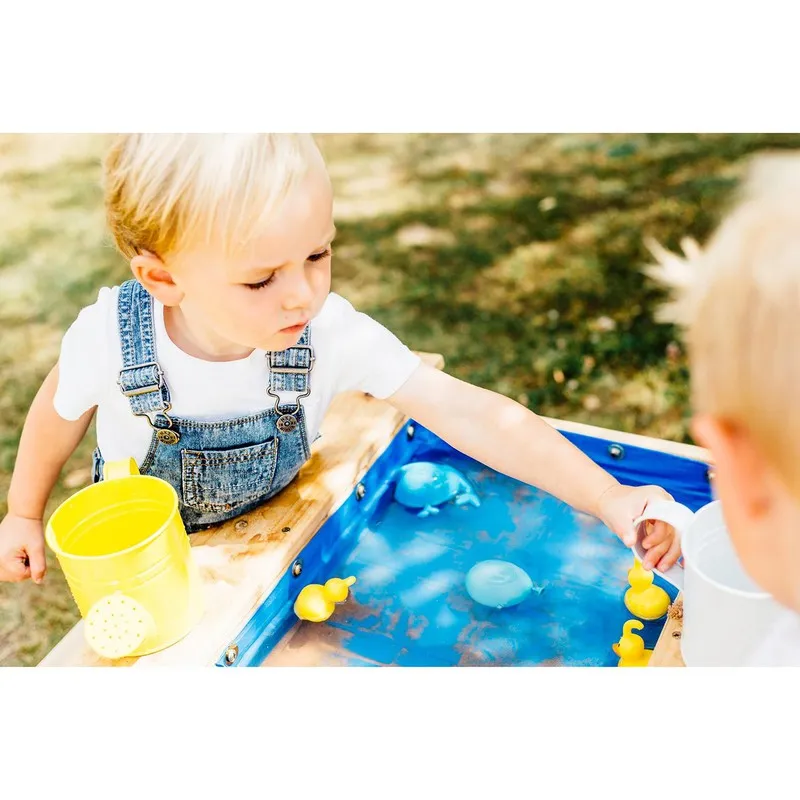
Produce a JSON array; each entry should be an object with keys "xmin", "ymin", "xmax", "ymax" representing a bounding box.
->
[
  {"xmin": 388, "ymin": 363, "xmax": 680, "ymax": 570},
  {"xmin": 0, "ymin": 365, "xmax": 95, "ymax": 584}
]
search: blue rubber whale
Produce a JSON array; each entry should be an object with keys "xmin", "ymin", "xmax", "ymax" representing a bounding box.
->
[
  {"xmin": 465, "ymin": 559, "xmax": 546, "ymax": 609},
  {"xmin": 394, "ymin": 461, "xmax": 481, "ymax": 518}
]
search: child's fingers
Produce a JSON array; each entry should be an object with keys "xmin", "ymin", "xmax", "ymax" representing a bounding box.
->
[
  {"xmin": 0, "ymin": 554, "xmax": 31, "ymax": 583},
  {"xmin": 641, "ymin": 520, "xmax": 674, "ymax": 549},
  {"xmin": 656, "ymin": 536, "xmax": 683, "ymax": 572},
  {"xmin": 642, "ymin": 539, "xmax": 671, "ymax": 571},
  {"xmin": 26, "ymin": 541, "xmax": 46, "ymax": 584}
]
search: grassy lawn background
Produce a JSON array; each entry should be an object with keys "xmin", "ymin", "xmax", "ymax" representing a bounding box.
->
[{"xmin": 3, "ymin": 132, "xmax": 799, "ymax": 666}]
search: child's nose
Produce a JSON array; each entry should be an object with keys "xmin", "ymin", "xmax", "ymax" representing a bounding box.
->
[{"xmin": 282, "ymin": 268, "xmax": 315, "ymax": 310}]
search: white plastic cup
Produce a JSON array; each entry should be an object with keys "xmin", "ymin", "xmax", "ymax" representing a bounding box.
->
[{"xmin": 632, "ymin": 499, "xmax": 783, "ymax": 666}]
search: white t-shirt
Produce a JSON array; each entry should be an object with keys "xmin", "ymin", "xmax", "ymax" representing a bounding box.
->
[
  {"xmin": 54, "ymin": 285, "xmax": 421, "ymax": 465},
  {"xmin": 746, "ymin": 607, "xmax": 800, "ymax": 667}
]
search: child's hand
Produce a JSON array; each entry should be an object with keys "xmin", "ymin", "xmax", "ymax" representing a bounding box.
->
[
  {"xmin": 0, "ymin": 513, "xmax": 46, "ymax": 584},
  {"xmin": 596, "ymin": 484, "xmax": 681, "ymax": 571}
]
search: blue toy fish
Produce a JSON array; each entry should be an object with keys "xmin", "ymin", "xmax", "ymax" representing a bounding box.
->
[{"xmin": 394, "ymin": 461, "xmax": 481, "ymax": 518}]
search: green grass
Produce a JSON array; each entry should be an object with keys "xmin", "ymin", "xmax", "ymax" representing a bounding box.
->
[{"xmin": 3, "ymin": 132, "xmax": 800, "ymax": 666}]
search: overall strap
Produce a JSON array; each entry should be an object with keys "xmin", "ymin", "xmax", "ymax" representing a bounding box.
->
[
  {"xmin": 266, "ymin": 327, "xmax": 314, "ymax": 434},
  {"xmin": 115, "ymin": 280, "xmax": 177, "ymax": 440}
]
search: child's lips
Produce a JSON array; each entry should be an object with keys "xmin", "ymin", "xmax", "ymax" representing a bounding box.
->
[{"xmin": 280, "ymin": 321, "xmax": 307, "ymax": 333}]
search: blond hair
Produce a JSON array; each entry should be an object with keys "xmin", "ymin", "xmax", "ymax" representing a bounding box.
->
[
  {"xmin": 103, "ymin": 133, "xmax": 322, "ymax": 259},
  {"xmin": 648, "ymin": 151, "xmax": 800, "ymax": 494}
]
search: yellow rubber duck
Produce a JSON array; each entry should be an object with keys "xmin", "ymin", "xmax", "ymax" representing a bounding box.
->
[
  {"xmin": 293, "ymin": 576, "xmax": 357, "ymax": 622},
  {"xmin": 624, "ymin": 558, "xmax": 670, "ymax": 621},
  {"xmin": 612, "ymin": 619, "xmax": 653, "ymax": 667}
]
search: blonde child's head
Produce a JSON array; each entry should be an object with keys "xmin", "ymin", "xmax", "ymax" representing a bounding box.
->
[
  {"xmin": 102, "ymin": 134, "xmax": 336, "ymax": 356},
  {"xmin": 104, "ymin": 133, "xmax": 324, "ymax": 259},
  {"xmin": 651, "ymin": 151, "xmax": 800, "ymax": 611}
]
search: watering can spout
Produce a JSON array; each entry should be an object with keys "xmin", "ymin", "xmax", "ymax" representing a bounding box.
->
[{"xmin": 84, "ymin": 592, "xmax": 155, "ymax": 660}]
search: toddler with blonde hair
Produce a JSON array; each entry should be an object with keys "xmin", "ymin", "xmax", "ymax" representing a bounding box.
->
[
  {"xmin": 646, "ymin": 151, "xmax": 800, "ymax": 664},
  {"xmin": 1, "ymin": 134, "xmax": 676, "ymax": 585}
]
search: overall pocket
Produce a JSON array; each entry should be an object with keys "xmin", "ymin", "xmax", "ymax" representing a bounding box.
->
[{"xmin": 181, "ymin": 438, "xmax": 278, "ymax": 513}]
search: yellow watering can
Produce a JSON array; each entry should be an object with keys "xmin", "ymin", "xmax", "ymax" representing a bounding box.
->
[{"xmin": 45, "ymin": 458, "xmax": 204, "ymax": 660}]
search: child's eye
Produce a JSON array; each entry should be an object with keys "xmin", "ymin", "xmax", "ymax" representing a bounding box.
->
[
  {"xmin": 244, "ymin": 273, "xmax": 276, "ymax": 291},
  {"xmin": 243, "ymin": 249, "xmax": 329, "ymax": 290},
  {"xmin": 307, "ymin": 248, "xmax": 331, "ymax": 263}
]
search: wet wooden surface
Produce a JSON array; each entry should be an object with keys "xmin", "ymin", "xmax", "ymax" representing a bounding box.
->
[
  {"xmin": 649, "ymin": 598, "xmax": 686, "ymax": 666},
  {"xmin": 39, "ymin": 352, "xmax": 444, "ymax": 667}
]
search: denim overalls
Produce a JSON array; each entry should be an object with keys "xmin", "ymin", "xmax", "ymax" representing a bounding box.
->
[{"xmin": 92, "ymin": 279, "xmax": 314, "ymax": 532}]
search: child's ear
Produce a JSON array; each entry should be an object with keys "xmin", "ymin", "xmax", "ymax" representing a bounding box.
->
[
  {"xmin": 691, "ymin": 414, "xmax": 772, "ymax": 522},
  {"xmin": 130, "ymin": 251, "xmax": 184, "ymax": 306}
]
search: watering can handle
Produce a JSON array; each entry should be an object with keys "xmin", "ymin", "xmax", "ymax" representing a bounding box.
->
[
  {"xmin": 631, "ymin": 499, "xmax": 695, "ymax": 591},
  {"xmin": 103, "ymin": 458, "xmax": 140, "ymax": 481}
]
